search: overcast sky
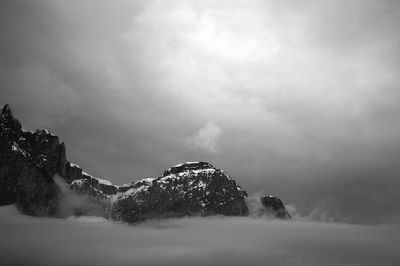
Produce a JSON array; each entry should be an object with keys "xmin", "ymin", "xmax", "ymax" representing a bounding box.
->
[{"xmin": 1, "ymin": 0, "xmax": 400, "ymax": 224}]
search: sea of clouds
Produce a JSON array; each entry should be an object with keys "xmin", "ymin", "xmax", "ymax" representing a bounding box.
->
[{"xmin": 0, "ymin": 206, "xmax": 399, "ymax": 266}]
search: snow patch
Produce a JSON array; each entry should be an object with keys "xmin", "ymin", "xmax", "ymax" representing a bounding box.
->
[
  {"xmin": 71, "ymin": 179, "xmax": 85, "ymax": 186},
  {"xmin": 38, "ymin": 128, "xmax": 56, "ymax": 137},
  {"xmin": 69, "ymin": 162, "xmax": 80, "ymax": 168},
  {"xmin": 118, "ymin": 183, "xmax": 133, "ymax": 188},
  {"xmin": 141, "ymin": 178, "xmax": 155, "ymax": 184},
  {"xmin": 11, "ymin": 144, "xmax": 18, "ymax": 152},
  {"xmin": 95, "ymin": 177, "xmax": 113, "ymax": 186},
  {"xmin": 81, "ymin": 171, "xmax": 113, "ymax": 186},
  {"xmin": 196, "ymin": 180, "xmax": 207, "ymax": 190},
  {"xmin": 119, "ymin": 185, "xmax": 149, "ymax": 200},
  {"xmin": 192, "ymin": 168, "xmax": 215, "ymax": 175}
]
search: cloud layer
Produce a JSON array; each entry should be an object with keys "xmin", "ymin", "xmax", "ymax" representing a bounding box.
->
[{"xmin": 0, "ymin": 206, "xmax": 399, "ymax": 266}]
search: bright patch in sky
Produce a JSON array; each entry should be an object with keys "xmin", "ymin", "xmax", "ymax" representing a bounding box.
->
[{"xmin": 186, "ymin": 122, "xmax": 221, "ymax": 154}]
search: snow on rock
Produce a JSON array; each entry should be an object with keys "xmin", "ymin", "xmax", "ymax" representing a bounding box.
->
[
  {"xmin": 71, "ymin": 179, "xmax": 84, "ymax": 186},
  {"xmin": 95, "ymin": 178, "xmax": 113, "ymax": 186},
  {"xmin": 11, "ymin": 143, "xmax": 18, "ymax": 152},
  {"xmin": 82, "ymin": 171, "xmax": 113, "ymax": 186},
  {"xmin": 69, "ymin": 162, "xmax": 80, "ymax": 168},
  {"xmin": 111, "ymin": 162, "xmax": 249, "ymax": 223},
  {"xmin": 36, "ymin": 128, "xmax": 56, "ymax": 137}
]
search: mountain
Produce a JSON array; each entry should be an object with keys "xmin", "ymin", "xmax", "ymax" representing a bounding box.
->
[
  {"xmin": 0, "ymin": 104, "xmax": 290, "ymax": 222},
  {"xmin": 111, "ymin": 162, "xmax": 248, "ymax": 223}
]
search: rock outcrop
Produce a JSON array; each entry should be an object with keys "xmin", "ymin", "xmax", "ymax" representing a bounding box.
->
[
  {"xmin": 0, "ymin": 105, "xmax": 109, "ymax": 216},
  {"xmin": 111, "ymin": 162, "xmax": 249, "ymax": 223},
  {"xmin": 261, "ymin": 195, "xmax": 291, "ymax": 219},
  {"xmin": 0, "ymin": 105, "xmax": 61, "ymax": 216}
]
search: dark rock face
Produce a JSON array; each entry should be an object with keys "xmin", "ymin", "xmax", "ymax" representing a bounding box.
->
[
  {"xmin": 0, "ymin": 105, "xmax": 109, "ymax": 216},
  {"xmin": 0, "ymin": 105, "xmax": 60, "ymax": 215},
  {"xmin": 261, "ymin": 195, "xmax": 291, "ymax": 219},
  {"xmin": 112, "ymin": 162, "xmax": 249, "ymax": 223}
]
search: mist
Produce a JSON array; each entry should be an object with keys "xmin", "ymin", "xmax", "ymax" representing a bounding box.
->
[
  {"xmin": 52, "ymin": 174, "xmax": 110, "ymax": 218},
  {"xmin": 0, "ymin": 206, "xmax": 398, "ymax": 266}
]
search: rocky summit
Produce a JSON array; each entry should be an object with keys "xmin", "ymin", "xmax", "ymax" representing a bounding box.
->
[
  {"xmin": 0, "ymin": 104, "xmax": 290, "ymax": 222},
  {"xmin": 111, "ymin": 162, "xmax": 249, "ymax": 223}
]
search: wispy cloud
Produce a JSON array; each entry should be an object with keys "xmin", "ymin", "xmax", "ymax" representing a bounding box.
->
[{"xmin": 186, "ymin": 122, "xmax": 221, "ymax": 154}]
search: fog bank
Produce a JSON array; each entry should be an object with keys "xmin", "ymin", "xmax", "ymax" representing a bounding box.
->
[{"xmin": 0, "ymin": 206, "xmax": 399, "ymax": 266}]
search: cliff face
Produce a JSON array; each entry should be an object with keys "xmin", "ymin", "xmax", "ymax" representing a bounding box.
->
[
  {"xmin": 111, "ymin": 162, "xmax": 249, "ymax": 223},
  {"xmin": 0, "ymin": 105, "xmax": 61, "ymax": 216},
  {"xmin": 0, "ymin": 104, "xmax": 290, "ymax": 222},
  {"xmin": 0, "ymin": 105, "xmax": 109, "ymax": 216}
]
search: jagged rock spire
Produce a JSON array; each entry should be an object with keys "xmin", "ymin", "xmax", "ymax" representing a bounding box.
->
[{"xmin": 0, "ymin": 104, "xmax": 22, "ymax": 143}]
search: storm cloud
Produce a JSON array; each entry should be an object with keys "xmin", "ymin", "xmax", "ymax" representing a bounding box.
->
[{"xmin": 1, "ymin": 0, "xmax": 400, "ymax": 224}]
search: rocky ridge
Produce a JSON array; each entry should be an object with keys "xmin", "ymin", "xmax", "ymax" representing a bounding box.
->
[{"xmin": 0, "ymin": 104, "xmax": 290, "ymax": 222}]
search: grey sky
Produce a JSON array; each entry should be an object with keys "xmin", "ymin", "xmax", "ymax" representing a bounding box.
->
[{"xmin": 1, "ymin": 0, "xmax": 400, "ymax": 223}]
